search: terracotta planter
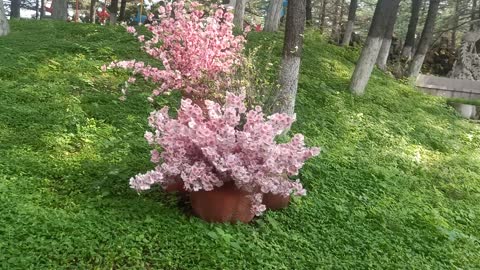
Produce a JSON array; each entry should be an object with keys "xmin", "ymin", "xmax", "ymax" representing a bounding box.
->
[
  {"xmin": 190, "ymin": 182, "xmax": 254, "ymax": 223},
  {"xmin": 164, "ymin": 181, "xmax": 186, "ymax": 193},
  {"xmin": 163, "ymin": 176, "xmax": 187, "ymax": 193},
  {"xmin": 164, "ymin": 179, "xmax": 189, "ymax": 205},
  {"xmin": 263, "ymin": 193, "xmax": 290, "ymax": 210}
]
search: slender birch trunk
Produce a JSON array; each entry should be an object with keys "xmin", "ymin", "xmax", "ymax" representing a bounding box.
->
[
  {"xmin": 341, "ymin": 0, "xmax": 357, "ymax": 46},
  {"xmin": 264, "ymin": 0, "xmax": 283, "ymax": 32},
  {"xmin": 401, "ymin": 0, "xmax": 422, "ymax": 59},
  {"xmin": 10, "ymin": 0, "xmax": 21, "ymax": 18},
  {"xmin": 0, "ymin": 0, "xmax": 10, "ymax": 37},
  {"xmin": 119, "ymin": 0, "xmax": 127, "ymax": 21},
  {"xmin": 320, "ymin": 0, "xmax": 327, "ymax": 32},
  {"xmin": 406, "ymin": 0, "xmax": 441, "ymax": 78},
  {"xmin": 376, "ymin": 0, "xmax": 401, "ymax": 70},
  {"xmin": 109, "ymin": 0, "xmax": 118, "ymax": 25},
  {"xmin": 306, "ymin": 0, "xmax": 312, "ymax": 26},
  {"xmin": 233, "ymin": 0, "xmax": 247, "ymax": 30},
  {"xmin": 349, "ymin": 0, "xmax": 401, "ymax": 95},
  {"xmin": 274, "ymin": 0, "xmax": 306, "ymax": 116},
  {"xmin": 89, "ymin": 0, "xmax": 96, "ymax": 23},
  {"xmin": 52, "ymin": 0, "xmax": 68, "ymax": 20}
]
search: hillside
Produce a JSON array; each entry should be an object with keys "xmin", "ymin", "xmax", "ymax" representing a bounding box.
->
[{"xmin": 1, "ymin": 20, "xmax": 479, "ymax": 269}]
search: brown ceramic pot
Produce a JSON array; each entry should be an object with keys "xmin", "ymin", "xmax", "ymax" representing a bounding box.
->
[
  {"xmin": 164, "ymin": 181, "xmax": 186, "ymax": 193},
  {"xmin": 190, "ymin": 182, "xmax": 254, "ymax": 223},
  {"xmin": 163, "ymin": 175, "xmax": 187, "ymax": 193},
  {"xmin": 263, "ymin": 193, "xmax": 290, "ymax": 210}
]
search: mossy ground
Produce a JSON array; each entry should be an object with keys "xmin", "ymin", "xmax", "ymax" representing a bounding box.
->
[{"xmin": 1, "ymin": 20, "xmax": 479, "ymax": 269}]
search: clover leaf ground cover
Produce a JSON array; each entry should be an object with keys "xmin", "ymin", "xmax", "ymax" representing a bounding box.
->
[{"xmin": 1, "ymin": 20, "xmax": 479, "ymax": 269}]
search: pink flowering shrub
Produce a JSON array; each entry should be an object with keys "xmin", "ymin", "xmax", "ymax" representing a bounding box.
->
[
  {"xmin": 106, "ymin": 1, "xmax": 247, "ymax": 100},
  {"xmin": 129, "ymin": 92, "xmax": 320, "ymax": 215}
]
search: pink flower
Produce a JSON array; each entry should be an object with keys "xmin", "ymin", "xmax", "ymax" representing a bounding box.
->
[
  {"xmin": 158, "ymin": 6, "xmax": 166, "ymax": 14},
  {"xmin": 150, "ymin": 149, "xmax": 160, "ymax": 163},
  {"xmin": 105, "ymin": 1, "xmax": 246, "ymax": 100},
  {"xmin": 126, "ymin": 26, "xmax": 136, "ymax": 34},
  {"xmin": 129, "ymin": 93, "xmax": 320, "ymax": 216}
]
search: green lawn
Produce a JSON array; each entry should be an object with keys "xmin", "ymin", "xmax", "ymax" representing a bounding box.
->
[{"xmin": 1, "ymin": 20, "xmax": 480, "ymax": 269}]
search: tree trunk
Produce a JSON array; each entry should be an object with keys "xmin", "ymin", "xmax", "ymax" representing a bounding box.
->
[
  {"xmin": 474, "ymin": 0, "xmax": 478, "ymax": 19},
  {"xmin": 306, "ymin": 0, "xmax": 312, "ymax": 26},
  {"xmin": 341, "ymin": 0, "xmax": 357, "ymax": 46},
  {"xmin": 264, "ymin": 0, "xmax": 283, "ymax": 32},
  {"xmin": 337, "ymin": 0, "xmax": 346, "ymax": 43},
  {"xmin": 274, "ymin": 0, "xmax": 306, "ymax": 116},
  {"xmin": 10, "ymin": 0, "xmax": 21, "ymax": 18},
  {"xmin": 233, "ymin": 0, "xmax": 246, "ymax": 30},
  {"xmin": 89, "ymin": 0, "xmax": 96, "ymax": 23},
  {"xmin": 331, "ymin": 0, "xmax": 341, "ymax": 42},
  {"xmin": 0, "ymin": 0, "xmax": 9, "ymax": 36},
  {"xmin": 320, "ymin": 0, "xmax": 327, "ymax": 32},
  {"xmin": 406, "ymin": 0, "xmax": 440, "ymax": 78},
  {"xmin": 349, "ymin": 0, "xmax": 401, "ymax": 95},
  {"xmin": 40, "ymin": 0, "xmax": 45, "ymax": 19},
  {"xmin": 52, "ymin": 0, "xmax": 68, "ymax": 20},
  {"xmin": 477, "ymin": 0, "xmax": 480, "ymax": 31},
  {"xmin": 119, "ymin": 0, "xmax": 127, "ymax": 21},
  {"xmin": 401, "ymin": 0, "xmax": 422, "ymax": 59},
  {"xmin": 109, "ymin": 14, "xmax": 117, "ymax": 25},
  {"xmin": 376, "ymin": 0, "xmax": 401, "ymax": 71},
  {"xmin": 472, "ymin": 0, "xmax": 478, "ymax": 30},
  {"xmin": 36, "ymin": 0, "xmax": 40, "ymax": 19},
  {"xmin": 109, "ymin": 0, "xmax": 118, "ymax": 25},
  {"xmin": 450, "ymin": 0, "xmax": 459, "ymax": 51}
]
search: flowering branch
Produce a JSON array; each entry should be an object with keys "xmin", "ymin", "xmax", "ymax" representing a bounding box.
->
[{"xmin": 104, "ymin": 1, "xmax": 247, "ymax": 101}]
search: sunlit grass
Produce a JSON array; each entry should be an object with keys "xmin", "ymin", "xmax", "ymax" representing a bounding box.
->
[{"xmin": 0, "ymin": 20, "xmax": 479, "ymax": 269}]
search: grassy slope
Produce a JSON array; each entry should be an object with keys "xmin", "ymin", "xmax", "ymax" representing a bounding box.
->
[{"xmin": 1, "ymin": 21, "xmax": 479, "ymax": 269}]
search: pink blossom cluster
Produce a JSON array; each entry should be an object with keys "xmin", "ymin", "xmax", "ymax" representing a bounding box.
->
[
  {"xmin": 107, "ymin": 1, "xmax": 247, "ymax": 99},
  {"xmin": 129, "ymin": 92, "xmax": 320, "ymax": 215}
]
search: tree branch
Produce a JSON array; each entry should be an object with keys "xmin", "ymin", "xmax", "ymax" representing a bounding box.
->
[
  {"xmin": 245, "ymin": 7, "xmax": 262, "ymax": 17},
  {"xmin": 434, "ymin": 19, "xmax": 480, "ymax": 35},
  {"xmin": 430, "ymin": 18, "xmax": 480, "ymax": 49}
]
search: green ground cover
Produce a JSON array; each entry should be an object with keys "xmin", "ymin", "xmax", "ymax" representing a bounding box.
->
[{"xmin": 1, "ymin": 20, "xmax": 479, "ymax": 269}]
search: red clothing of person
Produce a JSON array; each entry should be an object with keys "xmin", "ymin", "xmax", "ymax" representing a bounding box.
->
[{"xmin": 96, "ymin": 9, "xmax": 109, "ymax": 24}]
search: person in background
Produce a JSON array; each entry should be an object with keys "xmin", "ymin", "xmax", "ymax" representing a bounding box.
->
[{"xmin": 280, "ymin": 0, "xmax": 287, "ymax": 23}]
